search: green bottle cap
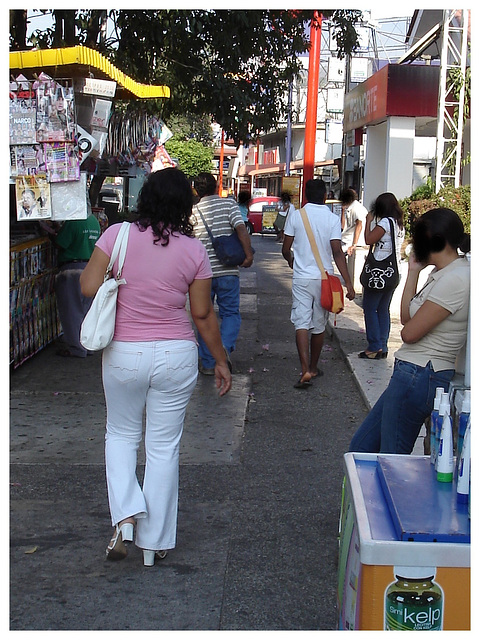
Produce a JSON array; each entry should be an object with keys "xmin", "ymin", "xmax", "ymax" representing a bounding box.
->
[{"xmin": 437, "ymin": 470, "xmax": 453, "ymax": 482}]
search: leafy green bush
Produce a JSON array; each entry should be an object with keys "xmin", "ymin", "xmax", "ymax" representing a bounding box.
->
[
  {"xmin": 165, "ymin": 139, "xmax": 214, "ymax": 179},
  {"xmin": 399, "ymin": 184, "xmax": 470, "ymax": 239}
]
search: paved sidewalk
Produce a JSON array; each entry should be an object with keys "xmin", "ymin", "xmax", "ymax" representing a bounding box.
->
[{"xmin": 9, "ymin": 235, "xmax": 421, "ymax": 630}]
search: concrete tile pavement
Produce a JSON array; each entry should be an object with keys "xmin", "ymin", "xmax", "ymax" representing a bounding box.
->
[{"xmin": 10, "ymin": 241, "xmax": 426, "ymax": 631}]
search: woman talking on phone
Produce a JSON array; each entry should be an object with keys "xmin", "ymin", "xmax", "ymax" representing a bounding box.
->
[{"xmin": 349, "ymin": 207, "xmax": 470, "ymax": 455}]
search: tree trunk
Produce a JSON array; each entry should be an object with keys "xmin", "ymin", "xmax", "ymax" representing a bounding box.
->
[
  {"xmin": 85, "ymin": 10, "xmax": 107, "ymax": 48},
  {"xmin": 53, "ymin": 10, "xmax": 76, "ymax": 47},
  {"xmin": 10, "ymin": 10, "xmax": 27, "ymax": 51}
]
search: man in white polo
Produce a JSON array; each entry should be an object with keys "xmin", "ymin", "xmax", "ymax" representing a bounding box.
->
[{"xmin": 282, "ymin": 179, "xmax": 355, "ymax": 388}]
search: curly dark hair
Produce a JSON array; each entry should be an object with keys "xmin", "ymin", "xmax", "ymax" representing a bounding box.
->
[{"xmin": 134, "ymin": 168, "xmax": 194, "ymax": 245}]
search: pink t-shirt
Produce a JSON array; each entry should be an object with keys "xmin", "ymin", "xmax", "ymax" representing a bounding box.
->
[{"xmin": 96, "ymin": 223, "xmax": 212, "ymax": 342}]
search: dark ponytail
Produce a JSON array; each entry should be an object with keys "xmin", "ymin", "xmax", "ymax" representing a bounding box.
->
[
  {"xmin": 459, "ymin": 232, "xmax": 471, "ymax": 254},
  {"xmin": 412, "ymin": 207, "xmax": 470, "ymax": 262}
]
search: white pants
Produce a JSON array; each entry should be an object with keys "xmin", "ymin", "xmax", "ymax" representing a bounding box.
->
[{"xmin": 102, "ymin": 339, "xmax": 198, "ymax": 551}]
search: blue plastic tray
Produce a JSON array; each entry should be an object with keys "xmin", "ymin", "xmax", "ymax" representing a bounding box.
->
[{"xmin": 377, "ymin": 456, "xmax": 470, "ymax": 543}]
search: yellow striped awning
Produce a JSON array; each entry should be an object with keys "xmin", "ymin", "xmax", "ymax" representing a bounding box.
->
[{"xmin": 9, "ymin": 45, "xmax": 170, "ymax": 100}]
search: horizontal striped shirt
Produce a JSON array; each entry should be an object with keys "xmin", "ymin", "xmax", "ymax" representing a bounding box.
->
[{"xmin": 192, "ymin": 195, "xmax": 245, "ymax": 276}]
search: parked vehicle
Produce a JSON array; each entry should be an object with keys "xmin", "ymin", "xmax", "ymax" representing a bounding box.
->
[
  {"xmin": 246, "ymin": 196, "xmax": 341, "ymax": 234},
  {"xmin": 247, "ymin": 196, "xmax": 281, "ymax": 234},
  {"xmin": 98, "ymin": 185, "xmax": 124, "ymax": 225}
]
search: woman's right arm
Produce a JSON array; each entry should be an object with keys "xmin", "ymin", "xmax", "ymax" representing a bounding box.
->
[
  {"xmin": 80, "ymin": 247, "xmax": 110, "ymax": 297},
  {"xmin": 189, "ymin": 278, "xmax": 232, "ymax": 396},
  {"xmin": 400, "ymin": 250, "xmax": 429, "ymax": 325},
  {"xmin": 364, "ymin": 213, "xmax": 386, "ymax": 245},
  {"xmin": 400, "ymin": 252, "xmax": 450, "ymax": 342}
]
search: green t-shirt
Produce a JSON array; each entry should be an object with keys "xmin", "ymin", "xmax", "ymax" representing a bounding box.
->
[{"xmin": 55, "ymin": 215, "xmax": 101, "ymax": 264}]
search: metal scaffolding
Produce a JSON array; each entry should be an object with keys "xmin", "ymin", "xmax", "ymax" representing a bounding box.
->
[{"xmin": 435, "ymin": 9, "xmax": 469, "ymax": 191}]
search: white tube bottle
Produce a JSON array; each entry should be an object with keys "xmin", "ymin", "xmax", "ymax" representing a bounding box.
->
[
  {"xmin": 456, "ymin": 417, "xmax": 471, "ymax": 503},
  {"xmin": 437, "ymin": 393, "xmax": 454, "ymax": 483},
  {"xmin": 430, "ymin": 388, "xmax": 444, "ymax": 465}
]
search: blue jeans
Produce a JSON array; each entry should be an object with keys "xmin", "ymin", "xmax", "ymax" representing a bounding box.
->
[
  {"xmin": 362, "ymin": 286, "xmax": 395, "ymax": 352},
  {"xmin": 197, "ymin": 275, "xmax": 241, "ymax": 368},
  {"xmin": 349, "ymin": 359, "xmax": 454, "ymax": 454}
]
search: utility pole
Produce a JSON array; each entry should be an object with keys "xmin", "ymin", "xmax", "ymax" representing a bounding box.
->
[
  {"xmin": 218, "ymin": 129, "xmax": 225, "ymax": 195},
  {"xmin": 285, "ymin": 80, "xmax": 293, "ymax": 177},
  {"xmin": 302, "ymin": 11, "xmax": 322, "ymax": 205}
]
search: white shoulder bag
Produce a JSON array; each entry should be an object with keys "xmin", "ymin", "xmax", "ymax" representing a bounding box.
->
[{"xmin": 80, "ymin": 221, "xmax": 131, "ymax": 351}]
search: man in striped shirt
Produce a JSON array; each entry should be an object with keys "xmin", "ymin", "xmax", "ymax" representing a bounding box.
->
[{"xmin": 193, "ymin": 172, "xmax": 254, "ymax": 374}]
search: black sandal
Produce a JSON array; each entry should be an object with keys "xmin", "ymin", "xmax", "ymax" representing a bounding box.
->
[
  {"xmin": 358, "ymin": 350, "xmax": 383, "ymax": 360},
  {"xmin": 294, "ymin": 374, "xmax": 312, "ymax": 389}
]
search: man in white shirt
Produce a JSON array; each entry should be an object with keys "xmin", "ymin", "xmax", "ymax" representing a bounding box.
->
[
  {"xmin": 340, "ymin": 188, "xmax": 368, "ymax": 255},
  {"xmin": 282, "ymin": 179, "xmax": 355, "ymax": 388}
]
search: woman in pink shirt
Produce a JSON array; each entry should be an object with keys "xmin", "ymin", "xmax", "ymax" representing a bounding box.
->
[{"xmin": 81, "ymin": 168, "xmax": 231, "ymax": 567}]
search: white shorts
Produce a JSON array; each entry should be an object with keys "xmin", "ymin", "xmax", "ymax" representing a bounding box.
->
[{"xmin": 291, "ymin": 279, "xmax": 330, "ymax": 333}]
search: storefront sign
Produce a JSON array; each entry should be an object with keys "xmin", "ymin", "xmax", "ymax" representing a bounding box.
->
[
  {"xmin": 75, "ymin": 77, "xmax": 117, "ymax": 97},
  {"xmin": 344, "ymin": 64, "xmax": 440, "ymax": 132},
  {"xmin": 350, "ymin": 57, "xmax": 369, "ymax": 84},
  {"xmin": 327, "ymin": 88, "xmax": 344, "ymax": 113},
  {"xmin": 282, "ymin": 176, "xmax": 301, "ymax": 209},
  {"xmin": 328, "ymin": 56, "xmax": 345, "ymax": 83},
  {"xmin": 261, "ymin": 204, "xmax": 277, "ymax": 231},
  {"xmin": 326, "ymin": 119, "xmax": 344, "ymax": 144}
]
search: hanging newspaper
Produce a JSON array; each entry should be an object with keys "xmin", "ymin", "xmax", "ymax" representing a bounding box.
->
[
  {"xmin": 16, "ymin": 174, "xmax": 52, "ymax": 221},
  {"xmin": 9, "ymin": 76, "xmax": 37, "ymax": 145},
  {"xmin": 10, "ymin": 145, "xmax": 46, "ymax": 177},
  {"xmin": 34, "ymin": 74, "xmax": 76, "ymax": 143},
  {"xmin": 43, "ymin": 142, "xmax": 81, "ymax": 182}
]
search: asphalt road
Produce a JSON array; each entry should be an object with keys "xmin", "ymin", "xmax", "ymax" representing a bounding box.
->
[{"xmin": 10, "ymin": 232, "xmax": 368, "ymax": 631}]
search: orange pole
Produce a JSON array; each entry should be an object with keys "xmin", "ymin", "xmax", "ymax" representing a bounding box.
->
[
  {"xmin": 302, "ymin": 11, "xmax": 322, "ymax": 205},
  {"xmin": 218, "ymin": 129, "xmax": 225, "ymax": 195}
]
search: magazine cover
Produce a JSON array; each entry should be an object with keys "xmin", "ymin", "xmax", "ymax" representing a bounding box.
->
[
  {"xmin": 35, "ymin": 75, "xmax": 76, "ymax": 143},
  {"xmin": 43, "ymin": 142, "xmax": 81, "ymax": 182},
  {"xmin": 9, "ymin": 77, "xmax": 37, "ymax": 145},
  {"xmin": 10, "ymin": 145, "xmax": 46, "ymax": 177},
  {"xmin": 16, "ymin": 174, "xmax": 52, "ymax": 221}
]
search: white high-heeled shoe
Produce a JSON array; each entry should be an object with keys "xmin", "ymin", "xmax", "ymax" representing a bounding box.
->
[
  {"xmin": 106, "ymin": 522, "xmax": 135, "ymax": 561},
  {"xmin": 143, "ymin": 549, "xmax": 168, "ymax": 567}
]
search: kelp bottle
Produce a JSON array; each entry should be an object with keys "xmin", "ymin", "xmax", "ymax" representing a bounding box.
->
[{"xmin": 385, "ymin": 567, "xmax": 443, "ymax": 630}]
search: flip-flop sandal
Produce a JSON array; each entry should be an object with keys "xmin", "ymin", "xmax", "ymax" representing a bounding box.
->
[{"xmin": 294, "ymin": 376, "xmax": 312, "ymax": 389}]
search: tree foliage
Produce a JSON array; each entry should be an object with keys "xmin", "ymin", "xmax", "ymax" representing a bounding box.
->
[
  {"xmin": 165, "ymin": 139, "xmax": 214, "ymax": 179},
  {"xmin": 165, "ymin": 113, "xmax": 214, "ymax": 145},
  {"xmin": 12, "ymin": 9, "xmax": 362, "ymax": 143},
  {"xmin": 399, "ymin": 184, "xmax": 471, "ymax": 239}
]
